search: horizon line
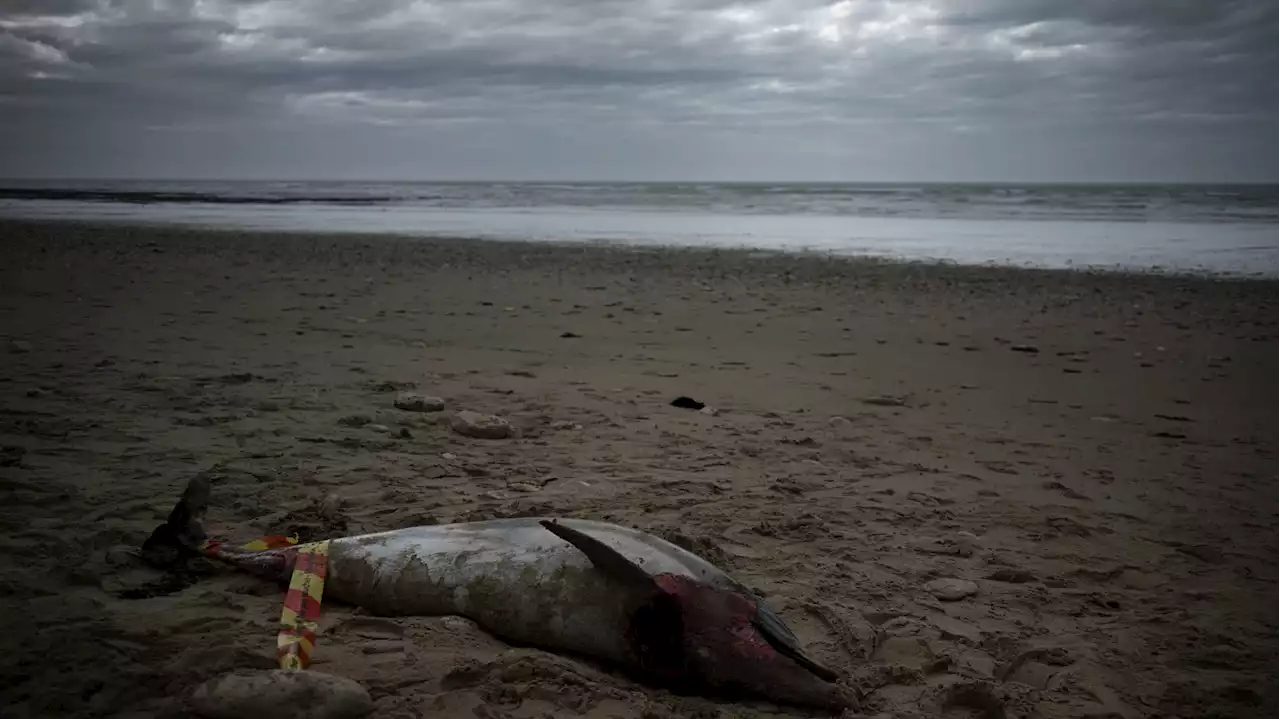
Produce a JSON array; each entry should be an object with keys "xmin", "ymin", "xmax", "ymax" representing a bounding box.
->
[{"xmin": 0, "ymin": 176, "xmax": 1276, "ymax": 186}]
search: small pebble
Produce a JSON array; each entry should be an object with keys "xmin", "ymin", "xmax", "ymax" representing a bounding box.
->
[
  {"xmin": 318, "ymin": 493, "xmax": 344, "ymax": 521},
  {"xmin": 953, "ymin": 531, "xmax": 979, "ymax": 557},
  {"xmin": 862, "ymin": 395, "xmax": 908, "ymax": 407},
  {"xmin": 987, "ymin": 568, "xmax": 1036, "ymax": 584},
  {"xmin": 394, "ymin": 393, "xmax": 445, "ymax": 412},
  {"xmin": 104, "ymin": 545, "xmax": 139, "ymax": 567},
  {"xmin": 450, "ymin": 410, "xmax": 514, "ymax": 439},
  {"xmin": 924, "ymin": 578, "xmax": 979, "ymax": 601}
]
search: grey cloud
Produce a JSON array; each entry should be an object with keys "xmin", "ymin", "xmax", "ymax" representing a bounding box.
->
[
  {"xmin": 0, "ymin": 0, "xmax": 1273, "ymax": 181},
  {"xmin": 943, "ymin": 0, "xmax": 1212, "ymax": 28},
  {"xmin": 0, "ymin": 0, "xmax": 89, "ymax": 16}
]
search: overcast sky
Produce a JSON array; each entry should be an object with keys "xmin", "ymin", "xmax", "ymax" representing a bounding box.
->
[{"xmin": 0, "ymin": 0, "xmax": 1274, "ymax": 182}]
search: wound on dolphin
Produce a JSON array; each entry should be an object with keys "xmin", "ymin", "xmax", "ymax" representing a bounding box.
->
[{"xmin": 142, "ymin": 475, "xmax": 855, "ymax": 711}]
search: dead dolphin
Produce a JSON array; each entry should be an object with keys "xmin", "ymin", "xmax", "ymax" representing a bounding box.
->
[{"xmin": 144, "ymin": 476, "xmax": 852, "ymax": 711}]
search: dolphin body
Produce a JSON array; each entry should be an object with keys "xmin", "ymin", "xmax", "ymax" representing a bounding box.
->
[{"xmin": 144, "ymin": 477, "xmax": 852, "ymax": 711}]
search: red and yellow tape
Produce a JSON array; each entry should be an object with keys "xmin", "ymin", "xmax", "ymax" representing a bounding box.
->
[
  {"xmin": 244, "ymin": 535, "xmax": 300, "ymax": 551},
  {"xmin": 276, "ymin": 540, "xmax": 331, "ymax": 670},
  {"xmin": 198, "ymin": 532, "xmax": 332, "ymax": 669},
  {"xmin": 199, "ymin": 534, "xmax": 299, "ymax": 555}
]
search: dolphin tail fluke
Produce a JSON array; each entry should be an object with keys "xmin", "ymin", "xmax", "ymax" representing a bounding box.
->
[
  {"xmin": 167, "ymin": 473, "xmax": 211, "ymax": 543},
  {"xmin": 141, "ymin": 475, "xmax": 294, "ymax": 582},
  {"xmin": 140, "ymin": 474, "xmax": 212, "ymax": 567}
]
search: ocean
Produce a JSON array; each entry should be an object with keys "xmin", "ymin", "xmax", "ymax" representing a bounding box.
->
[{"xmin": 0, "ymin": 180, "xmax": 1275, "ymax": 276}]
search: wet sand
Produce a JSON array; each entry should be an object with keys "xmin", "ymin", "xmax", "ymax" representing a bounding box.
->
[{"xmin": 0, "ymin": 220, "xmax": 1276, "ymax": 718}]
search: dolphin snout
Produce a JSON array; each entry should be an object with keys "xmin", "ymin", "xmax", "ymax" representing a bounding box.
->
[{"xmin": 644, "ymin": 573, "xmax": 855, "ymax": 712}]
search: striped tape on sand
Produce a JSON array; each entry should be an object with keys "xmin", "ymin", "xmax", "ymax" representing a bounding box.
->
[{"xmin": 276, "ymin": 540, "xmax": 331, "ymax": 670}]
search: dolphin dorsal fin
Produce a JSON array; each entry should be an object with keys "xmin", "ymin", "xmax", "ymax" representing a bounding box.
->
[{"xmin": 540, "ymin": 520, "xmax": 656, "ymax": 588}]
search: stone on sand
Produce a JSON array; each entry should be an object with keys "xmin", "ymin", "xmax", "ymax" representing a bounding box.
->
[
  {"xmin": 394, "ymin": 392, "xmax": 445, "ymax": 412},
  {"xmin": 318, "ymin": 493, "xmax": 344, "ymax": 521},
  {"xmin": 104, "ymin": 545, "xmax": 139, "ymax": 567},
  {"xmin": 862, "ymin": 394, "xmax": 909, "ymax": 407},
  {"xmin": 368, "ymin": 379, "xmax": 415, "ymax": 392},
  {"xmin": 986, "ymin": 567, "xmax": 1036, "ymax": 584},
  {"xmin": 925, "ymin": 578, "xmax": 979, "ymax": 601},
  {"xmin": 450, "ymin": 410, "xmax": 514, "ymax": 439},
  {"xmin": 917, "ymin": 531, "xmax": 980, "ymax": 557},
  {"xmin": 954, "ymin": 531, "xmax": 980, "ymax": 557},
  {"xmin": 9, "ymin": 340, "xmax": 31, "ymax": 354},
  {"xmin": 191, "ymin": 669, "xmax": 373, "ymax": 719}
]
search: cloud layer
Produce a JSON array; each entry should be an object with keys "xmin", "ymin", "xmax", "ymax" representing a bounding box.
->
[{"xmin": 1, "ymin": 0, "xmax": 1275, "ymax": 181}]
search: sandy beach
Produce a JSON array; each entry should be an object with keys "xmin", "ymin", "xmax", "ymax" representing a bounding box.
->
[{"xmin": 0, "ymin": 220, "xmax": 1275, "ymax": 718}]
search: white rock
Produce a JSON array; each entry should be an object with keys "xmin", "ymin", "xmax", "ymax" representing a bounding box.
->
[
  {"xmin": 318, "ymin": 493, "xmax": 344, "ymax": 521},
  {"xmin": 925, "ymin": 578, "xmax": 979, "ymax": 601},
  {"xmin": 394, "ymin": 392, "xmax": 445, "ymax": 412},
  {"xmin": 954, "ymin": 531, "xmax": 980, "ymax": 557},
  {"xmin": 104, "ymin": 545, "xmax": 138, "ymax": 567},
  {"xmin": 450, "ymin": 410, "xmax": 514, "ymax": 439},
  {"xmin": 190, "ymin": 670, "xmax": 373, "ymax": 719}
]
